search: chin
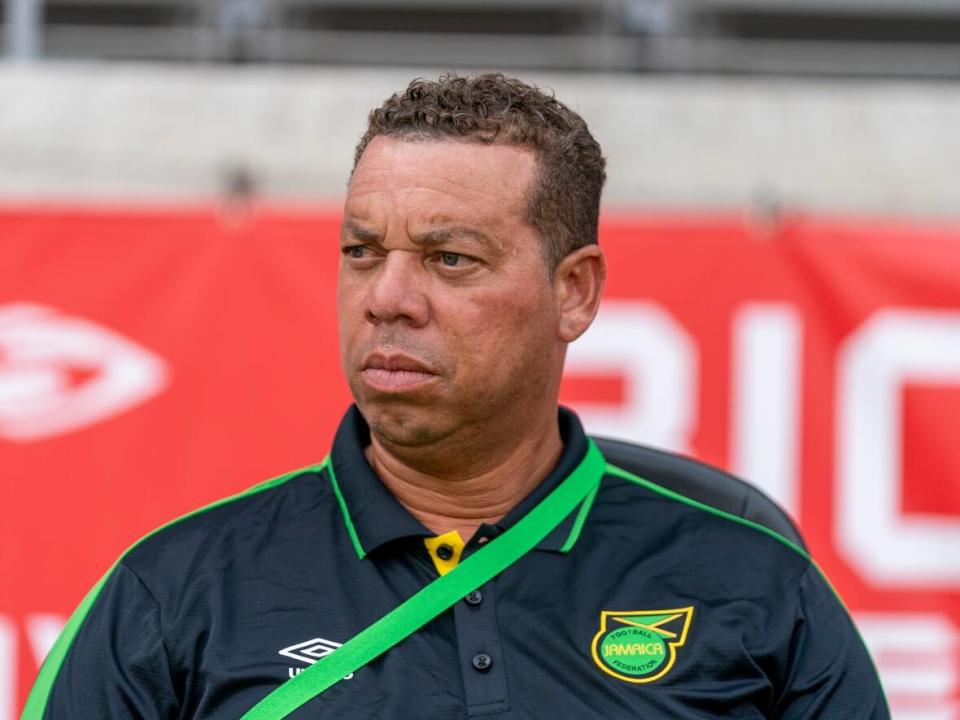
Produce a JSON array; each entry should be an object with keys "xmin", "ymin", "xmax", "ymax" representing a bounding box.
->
[{"xmin": 358, "ymin": 400, "xmax": 447, "ymax": 448}]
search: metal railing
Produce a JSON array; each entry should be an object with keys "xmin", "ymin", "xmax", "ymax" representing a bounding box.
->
[{"xmin": 3, "ymin": 0, "xmax": 960, "ymax": 77}]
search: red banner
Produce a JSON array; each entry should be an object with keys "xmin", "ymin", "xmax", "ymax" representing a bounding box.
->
[{"xmin": 2, "ymin": 206, "xmax": 959, "ymax": 719}]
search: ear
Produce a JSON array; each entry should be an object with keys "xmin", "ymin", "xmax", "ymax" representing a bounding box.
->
[{"xmin": 554, "ymin": 244, "xmax": 605, "ymax": 343}]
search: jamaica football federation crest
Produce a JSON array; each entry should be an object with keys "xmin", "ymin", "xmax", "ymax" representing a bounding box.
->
[{"xmin": 591, "ymin": 607, "xmax": 694, "ymax": 683}]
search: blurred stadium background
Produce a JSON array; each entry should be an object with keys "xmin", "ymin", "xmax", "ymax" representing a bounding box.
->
[{"xmin": 2, "ymin": 1, "xmax": 960, "ymax": 718}]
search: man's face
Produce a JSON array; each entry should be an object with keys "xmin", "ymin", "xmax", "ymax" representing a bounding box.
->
[{"xmin": 338, "ymin": 136, "xmax": 566, "ymax": 452}]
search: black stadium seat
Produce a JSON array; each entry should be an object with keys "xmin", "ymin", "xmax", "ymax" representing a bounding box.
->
[{"xmin": 592, "ymin": 436, "xmax": 807, "ymax": 551}]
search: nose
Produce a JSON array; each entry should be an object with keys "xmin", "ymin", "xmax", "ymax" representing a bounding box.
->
[{"xmin": 365, "ymin": 251, "xmax": 430, "ymax": 327}]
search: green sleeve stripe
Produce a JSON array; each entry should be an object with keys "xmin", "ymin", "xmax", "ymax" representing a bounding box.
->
[
  {"xmin": 20, "ymin": 458, "xmax": 331, "ymax": 720},
  {"xmin": 20, "ymin": 567, "xmax": 115, "ymax": 720},
  {"xmin": 559, "ymin": 480, "xmax": 600, "ymax": 553},
  {"xmin": 326, "ymin": 460, "xmax": 366, "ymax": 560},
  {"xmin": 604, "ymin": 462, "xmax": 812, "ymax": 561},
  {"xmin": 608, "ymin": 461, "xmax": 874, "ymax": 616},
  {"xmin": 606, "ymin": 462, "xmax": 865, "ymax": 613}
]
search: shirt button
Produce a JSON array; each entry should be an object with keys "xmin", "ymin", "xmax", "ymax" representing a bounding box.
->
[
  {"xmin": 436, "ymin": 544, "xmax": 454, "ymax": 561},
  {"xmin": 465, "ymin": 590, "xmax": 483, "ymax": 606},
  {"xmin": 472, "ymin": 653, "xmax": 493, "ymax": 672}
]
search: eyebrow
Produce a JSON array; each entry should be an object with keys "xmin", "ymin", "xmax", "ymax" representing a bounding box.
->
[
  {"xmin": 413, "ymin": 227, "xmax": 496, "ymax": 251},
  {"xmin": 341, "ymin": 221, "xmax": 380, "ymax": 243},
  {"xmin": 341, "ymin": 221, "xmax": 497, "ymax": 252}
]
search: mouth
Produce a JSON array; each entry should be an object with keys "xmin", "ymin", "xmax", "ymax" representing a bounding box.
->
[{"xmin": 360, "ymin": 352, "xmax": 439, "ymax": 392}]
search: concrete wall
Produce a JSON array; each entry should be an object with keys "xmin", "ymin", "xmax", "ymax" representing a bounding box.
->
[{"xmin": 1, "ymin": 62, "xmax": 958, "ymax": 218}]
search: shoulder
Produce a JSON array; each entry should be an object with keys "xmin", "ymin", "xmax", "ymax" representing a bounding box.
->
[
  {"xmin": 597, "ymin": 467, "xmax": 809, "ymax": 571},
  {"xmin": 588, "ymin": 438, "xmax": 813, "ymax": 595},
  {"xmin": 120, "ymin": 461, "xmax": 334, "ymax": 592},
  {"xmin": 594, "ymin": 435, "xmax": 807, "ymax": 553}
]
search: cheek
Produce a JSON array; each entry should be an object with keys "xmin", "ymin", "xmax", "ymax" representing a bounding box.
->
[
  {"xmin": 337, "ymin": 270, "xmax": 366, "ymax": 319},
  {"xmin": 448, "ymin": 286, "xmax": 557, "ymax": 375},
  {"xmin": 336, "ymin": 282, "xmax": 365, "ymax": 359}
]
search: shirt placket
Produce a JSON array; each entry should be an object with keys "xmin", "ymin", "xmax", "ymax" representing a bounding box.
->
[{"xmin": 452, "ymin": 577, "xmax": 509, "ymax": 716}]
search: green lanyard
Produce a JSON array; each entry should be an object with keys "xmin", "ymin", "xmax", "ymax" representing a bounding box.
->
[{"xmin": 241, "ymin": 439, "xmax": 606, "ymax": 720}]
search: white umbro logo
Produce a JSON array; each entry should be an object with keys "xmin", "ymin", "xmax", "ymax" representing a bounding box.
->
[
  {"xmin": 0, "ymin": 302, "xmax": 169, "ymax": 442},
  {"xmin": 279, "ymin": 637, "xmax": 354, "ymax": 680}
]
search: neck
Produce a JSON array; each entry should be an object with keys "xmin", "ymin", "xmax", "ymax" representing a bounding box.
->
[{"xmin": 364, "ymin": 413, "xmax": 563, "ymax": 541}]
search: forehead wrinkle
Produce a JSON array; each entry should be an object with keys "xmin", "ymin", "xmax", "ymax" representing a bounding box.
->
[
  {"xmin": 350, "ymin": 169, "xmax": 504, "ymax": 205},
  {"xmin": 347, "ymin": 139, "xmax": 536, "ymax": 255},
  {"xmin": 352, "ymin": 161, "xmax": 532, "ymax": 212}
]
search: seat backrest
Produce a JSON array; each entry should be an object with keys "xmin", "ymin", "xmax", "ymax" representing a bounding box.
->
[{"xmin": 592, "ymin": 436, "xmax": 807, "ymax": 551}]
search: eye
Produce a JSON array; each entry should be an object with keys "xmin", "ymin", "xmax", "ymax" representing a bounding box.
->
[
  {"xmin": 429, "ymin": 251, "xmax": 480, "ymax": 275},
  {"xmin": 342, "ymin": 245, "xmax": 369, "ymax": 259}
]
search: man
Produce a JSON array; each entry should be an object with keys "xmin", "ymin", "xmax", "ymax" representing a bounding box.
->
[{"xmin": 25, "ymin": 73, "xmax": 888, "ymax": 718}]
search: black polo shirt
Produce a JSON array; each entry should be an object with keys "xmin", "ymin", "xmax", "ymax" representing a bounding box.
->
[{"xmin": 31, "ymin": 406, "xmax": 888, "ymax": 719}]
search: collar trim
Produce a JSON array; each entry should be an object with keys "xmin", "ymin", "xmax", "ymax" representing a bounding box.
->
[
  {"xmin": 558, "ymin": 480, "xmax": 601, "ymax": 553},
  {"xmin": 327, "ymin": 459, "xmax": 366, "ymax": 560},
  {"xmin": 328, "ymin": 405, "xmax": 596, "ymax": 559}
]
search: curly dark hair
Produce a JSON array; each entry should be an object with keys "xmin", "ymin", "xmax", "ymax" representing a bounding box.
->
[{"xmin": 353, "ymin": 73, "xmax": 606, "ymax": 271}]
